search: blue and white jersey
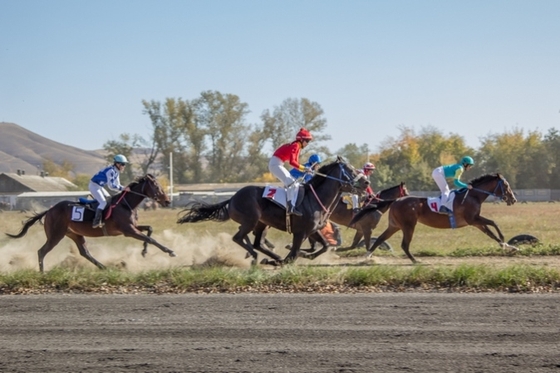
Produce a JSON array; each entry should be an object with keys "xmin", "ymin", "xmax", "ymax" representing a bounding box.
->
[{"xmin": 91, "ymin": 165, "xmax": 124, "ymax": 191}]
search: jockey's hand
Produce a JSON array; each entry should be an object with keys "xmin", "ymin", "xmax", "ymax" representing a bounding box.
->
[
  {"xmin": 467, "ymin": 184, "xmax": 473, "ymax": 190},
  {"xmin": 124, "ymin": 186, "xmax": 131, "ymax": 192},
  {"xmin": 304, "ymin": 167, "xmax": 314, "ymax": 174}
]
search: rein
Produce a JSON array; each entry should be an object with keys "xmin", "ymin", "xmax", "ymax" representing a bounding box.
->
[{"xmin": 471, "ymin": 179, "xmax": 505, "ymax": 198}]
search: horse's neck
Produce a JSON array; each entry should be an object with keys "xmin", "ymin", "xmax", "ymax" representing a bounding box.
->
[
  {"xmin": 309, "ymin": 178, "xmax": 345, "ymax": 211},
  {"xmin": 379, "ymin": 187, "xmax": 399, "ymax": 199},
  {"xmin": 121, "ymin": 190, "xmax": 144, "ymax": 209}
]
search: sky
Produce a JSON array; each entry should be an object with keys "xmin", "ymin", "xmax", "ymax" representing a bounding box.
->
[{"xmin": 1, "ymin": 0, "xmax": 560, "ymax": 155}]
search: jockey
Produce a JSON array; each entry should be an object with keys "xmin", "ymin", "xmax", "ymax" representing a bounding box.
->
[
  {"xmin": 89, "ymin": 154, "xmax": 131, "ymax": 228},
  {"xmin": 432, "ymin": 156, "xmax": 474, "ymax": 213},
  {"xmin": 268, "ymin": 128, "xmax": 313, "ymax": 216},
  {"xmin": 289, "ymin": 154, "xmax": 322, "ymax": 183},
  {"xmin": 351, "ymin": 162, "xmax": 376, "ymax": 214}
]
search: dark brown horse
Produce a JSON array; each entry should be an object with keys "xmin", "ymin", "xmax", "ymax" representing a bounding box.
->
[
  {"xmin": 177, "ymin": 157, "xmax": 369, "ymax": 265},
  {"xmin": 6, "ymin": 174, "xmax": 176, "ymax": 272},
  {"xmin": 350, "ymin": 173, "xmax": 518, "ymax": 263},
  {"xmin": 308, "ymin": 182, "xmax": 409, "ymax": 251}
]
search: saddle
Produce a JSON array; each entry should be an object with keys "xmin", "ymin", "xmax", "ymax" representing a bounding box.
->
[
  {"xmin": 69, "ymin": 197, "xmax": 114, "ymax": 222},
  {"xmin": 262, "ymin": 185, "xmax": 305, "ymax": 210}
]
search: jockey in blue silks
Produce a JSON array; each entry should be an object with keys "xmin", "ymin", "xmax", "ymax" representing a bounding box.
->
[
  {"xmin": 89, "ymin": 154, "xmax": 131, "ymax": 228},
  {"xmin": 289, "ymin": 154, "xmax": 322, "ymax": 183}
]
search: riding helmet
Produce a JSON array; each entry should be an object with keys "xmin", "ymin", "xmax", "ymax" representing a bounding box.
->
[
  {"xmin": 461, "ymin": 156, "xmax": 474, "ymax": 166},
  {"xmin": 114, "ymin": 154, "xmax": 129, "ymax": 164},
  {"xmin": 363, "ymin": 162, "xmax": 376, "ymax": 170},
  {"xmin": 296, "ymin": 128, "xmax": 313, "ymax": 141},
  {"xmin": 308, "ymin": 154, "xmax": 322, "ymax": 164}
]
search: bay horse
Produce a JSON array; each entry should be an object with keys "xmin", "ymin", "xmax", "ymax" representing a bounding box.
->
[
  {"xmin": 5, "ymin": 174, "xmax": 177, "ymax": 272},
  {"xmin": 350, "ymin": 173, "xmax": 518, "ymax": 264},
  {"xmin": 307, "ymin": 182, "xmax": 409, "ymax": 252},
  {"xmin": 177, "ymin": 157, "xmax": 369, "ymax": 265}
]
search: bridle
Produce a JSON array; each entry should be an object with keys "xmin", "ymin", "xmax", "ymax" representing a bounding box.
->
[
  {"xmin": 312, "ymin": 162, "xmax": 366, "ymax": 194},
  {"xmin": 471, "ymin": 177, "xmax": 509, "ymax": 200}
]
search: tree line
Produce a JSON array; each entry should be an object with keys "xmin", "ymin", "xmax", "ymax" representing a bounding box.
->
[{"xmin": 94, "ymin": 90, "xmax": 560, "ymax": 192}]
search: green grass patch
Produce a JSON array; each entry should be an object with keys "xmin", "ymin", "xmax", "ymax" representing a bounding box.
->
[{"xmin": 1, "ymin": 265, "xmax": 559, "ymax": 293}]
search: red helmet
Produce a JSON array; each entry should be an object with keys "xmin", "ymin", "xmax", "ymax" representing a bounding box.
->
[
  {"xmin": 296, "ymin": 128, "xmax": 313, "ymax": 141},
  {"xmin": 363, "ymin": 162, "xmax": 376, "ymax": 171}
]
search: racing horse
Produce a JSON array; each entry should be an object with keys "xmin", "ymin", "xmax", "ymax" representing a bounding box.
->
[
  {"xmin": 307, "ymin": 182, "xmax": 409, "ymax": 252},
  {"xmin": 349, "ymin": 173, "xmax": 517, "ymax": 263},
  {"xmin": 5, "ymin": 174, "xmax": 177, "ymax": 272},
  {"xmin": 177, "ymin": 157, "xmax": 369, "ymax": 265}
]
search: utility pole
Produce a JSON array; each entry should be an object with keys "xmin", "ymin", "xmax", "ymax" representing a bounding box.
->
[{"xmin": 169, "ymin": 152, "xmax": 173, "ymax": 208}]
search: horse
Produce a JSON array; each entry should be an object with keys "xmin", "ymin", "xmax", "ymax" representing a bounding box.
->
[
  {"xmin": 176, "ymin": 157, "xmax": 370, "ymax": 265},
  {"xmin": 349, "ymin": 173, "xmax": 518, "ymax": 264},
  {"xmin": 306, "ymin": 182, "xmax": 409, "ymax": 252},
  {"xmin": 5, "ymin": 174, "xmax": 177, "ymax": 272}
]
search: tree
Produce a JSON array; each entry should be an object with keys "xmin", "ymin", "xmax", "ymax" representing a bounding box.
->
[{"xmin": 261, "ymin": 98, "xmax": 331, "ymax": 151}]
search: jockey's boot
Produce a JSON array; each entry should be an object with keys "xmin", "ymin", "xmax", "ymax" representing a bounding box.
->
[
  {"xmin": 287, "ymin": 201, "xmax": 302, "ymax": 217},
  {"xmin": 438, "ymin": 205, "xmax": 452, "ymax": 215},
  {"xmin": 352, "ymin": 208, "xmax": 360, "ymax": 215},
  {"xmin": 92, "ymin": 209, "xmax": 104, "ymax": 228}
]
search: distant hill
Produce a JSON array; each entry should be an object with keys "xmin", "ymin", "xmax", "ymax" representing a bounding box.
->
[{"xmin": 0, "ymin": 122, "xmax": 107, "ymax": 176}]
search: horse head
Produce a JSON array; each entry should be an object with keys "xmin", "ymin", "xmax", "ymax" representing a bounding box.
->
[
  {"xmin": 134, "ymin": 174, "xmax": 170, "ymax": 207},
  {"xmin": 309, "ymin": 156, "xmax": 369, "ymax": 194},
  {"xmin": 377, "ymin": 182, "xmax": 409, "ymax": 200},
  {"xmin": 470, "ymin": 173, "xmax": 517, "ymax": 206}
]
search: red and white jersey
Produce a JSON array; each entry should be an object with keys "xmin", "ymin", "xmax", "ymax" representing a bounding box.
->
[{"xmin": 272, "ymin": 141, "xmax": 303, "ymax": 169}]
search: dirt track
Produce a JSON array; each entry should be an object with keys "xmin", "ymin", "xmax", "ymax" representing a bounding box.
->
[{"xmin": 1, "ymin": 293, "xmax": 559, "ymax": 372}]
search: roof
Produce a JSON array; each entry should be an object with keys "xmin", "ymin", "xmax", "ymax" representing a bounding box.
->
[{"xmin": 0, "ymin": 173, "xmax": 77, "ymax": 192}]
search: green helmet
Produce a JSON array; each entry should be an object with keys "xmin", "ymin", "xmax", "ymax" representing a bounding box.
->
[{"xmin": 461, "ymin": 156, "xmax": 474, "ymax": 166}]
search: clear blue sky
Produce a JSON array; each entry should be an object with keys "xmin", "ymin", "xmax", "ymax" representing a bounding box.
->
[{"xmin": 2, "ymin": 0, "xmax": 559, "ymax": 154}]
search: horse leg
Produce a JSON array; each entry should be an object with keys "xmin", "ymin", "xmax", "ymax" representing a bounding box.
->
[
  {"xmin": 67, "ymin": 232, "xmax": 106, "ymax": 270},
  {"xmin": 284, "ymin": 232, "xmax": 307, "ymax": 263},
  {"xmin": 366, "ymin": 226, "xmax": 400, "ymax": 258},
  {"xmin": 301, "ymin": 231, "xmax": 331, "ymax": 260},
  {"xmin": 232, "ymin": 229, "xmax": 261, "ymax": 265},
  {"xmin": 470, "ymin": 216, "xmax": 518, "ymax": 251},
  {"xmin": 136, "ymin": 225, "xmax": 153, "ymax": 257},
  {"xmin": 121, "ymin": 226, "xmax": 177, "ymax": 257},
  {"xmin": 400, "ymin": 225, "xmax": 419, "ymax": 264},
  {"xmin": 251, "ymin": 225, "xmax": 283, "ymax": 263},
  {"xmin": 37, "ymin": 219, "xmax": 67, "ymax": 273}
]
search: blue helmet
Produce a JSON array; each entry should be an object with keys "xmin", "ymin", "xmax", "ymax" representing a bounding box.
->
[
  {"xmin": 113, "ymin": 154, "xmax": 129, "ymax": 164},
  {"xmin": 461, "ymin": 156, "xmax": 474, "ymax": 166},
  {"xmin": 308, "ymin": 154, "xmax": 322, "ymax": 164}
]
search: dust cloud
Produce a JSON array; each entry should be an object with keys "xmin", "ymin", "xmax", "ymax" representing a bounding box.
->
[{"xmin": 0, "ymin": 229, "xmax": 255, "ymax": 272}]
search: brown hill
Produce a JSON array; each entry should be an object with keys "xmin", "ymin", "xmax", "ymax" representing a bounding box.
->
[{"xmin": 0, "ymin": 122, "xmax": 107, "ymax": 176}]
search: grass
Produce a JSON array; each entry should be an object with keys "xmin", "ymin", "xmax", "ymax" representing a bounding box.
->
[{"xmin": 1, "ymin": 202, "xmax": 560, "ymax": 292}]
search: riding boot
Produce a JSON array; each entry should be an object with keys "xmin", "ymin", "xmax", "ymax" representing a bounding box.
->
[
  {"xmin": 287, "ymin": 201, "xmax": 302, "ymax": 216},
  {"xmin": 92, "ymin": 209, "xmax": 104, "ymax": 228}
]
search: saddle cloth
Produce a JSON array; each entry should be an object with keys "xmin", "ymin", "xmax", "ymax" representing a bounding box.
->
[
  {"xmin": 427, "ymin": 192, "xmax": 457, "ymax": 214},
  {"xmin": 262, "ymin": 184, "xmax": 304, "ymax": 209}
]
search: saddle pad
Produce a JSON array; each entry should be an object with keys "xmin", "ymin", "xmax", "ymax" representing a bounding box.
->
[{"xmin": 427, "ymin": 193, "xmax": 457, "ymax": 213}]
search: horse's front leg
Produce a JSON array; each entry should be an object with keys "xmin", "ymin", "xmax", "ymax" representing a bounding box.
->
[
  {"xmin": 471, "ymin": 216, "xmax": 519, "ymax": 251},
  {"xmin": 284, "ymin": 232, "xmax": 307, "ymax": 263},
  {"xmin": 121, "ymin": 226, "xmax": 176, "ymax": 257},
  {"xmin": 136, "ymin": 225, "xmax": 153, "ymax": 257}
]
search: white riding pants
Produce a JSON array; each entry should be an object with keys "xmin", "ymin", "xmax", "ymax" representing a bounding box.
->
[
  {"xmin": 432, "ymin": 167, "xmax": 450, "ymax": 205},
  {"xmin": 88, "ymin": 181, "xmax": 110, "ymax": 210},
  {"xmin": 268, "ymin": 156, "xmax": 298, "ymax": 205}
]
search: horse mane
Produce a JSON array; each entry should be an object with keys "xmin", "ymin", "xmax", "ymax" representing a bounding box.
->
[
  {"xmin": 127, "ymin": 174, "xmax": 155, "ymax": 189},
  {"xmin": 306, "ymin": 161, "xmax": 339, "ymax": 189},
  {"xmin": 469, "ymin": 173, "xmax": 501, "ymax": 186}
]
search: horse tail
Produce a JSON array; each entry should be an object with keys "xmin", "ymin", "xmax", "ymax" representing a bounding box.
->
[
  {"xmin": 349, "ymin": 199, "xmax": 395, "ymax": 226},
  {"xmin": 177, "ymin": 200, "xmax": 230, "ymax": 224},
  {"xmin": 5, "ymin": 210, "xmax": 48, "ymax": 239}
]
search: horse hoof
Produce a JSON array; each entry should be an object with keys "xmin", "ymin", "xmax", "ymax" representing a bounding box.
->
[{"xmin": 169, "ymin": 252, "xmax": 177, "ymax": 257}]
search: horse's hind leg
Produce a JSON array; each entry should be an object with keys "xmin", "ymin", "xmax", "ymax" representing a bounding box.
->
[
  {"xmin": 366, "ymin": 226, "xmax": 400, "ymax": 258},
  {"xmin": 251, "ymin": 224, "xmax": 282, "ymax": 262},
  {"xmin": 400, "ymin": 226, "xmax": 418, "ymax": 264},
  {"xmin": 37, "ymin": 221, "xmax": 67, "ymax": 273},
  {"xmin": 67, "ymin": 233, "xmax": 106, "ymax": 270}
]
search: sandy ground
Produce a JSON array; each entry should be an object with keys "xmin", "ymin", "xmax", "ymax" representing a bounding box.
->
[{"xmin": 0, "ymin": 293, "xmax": 559, "ymax": 373}]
